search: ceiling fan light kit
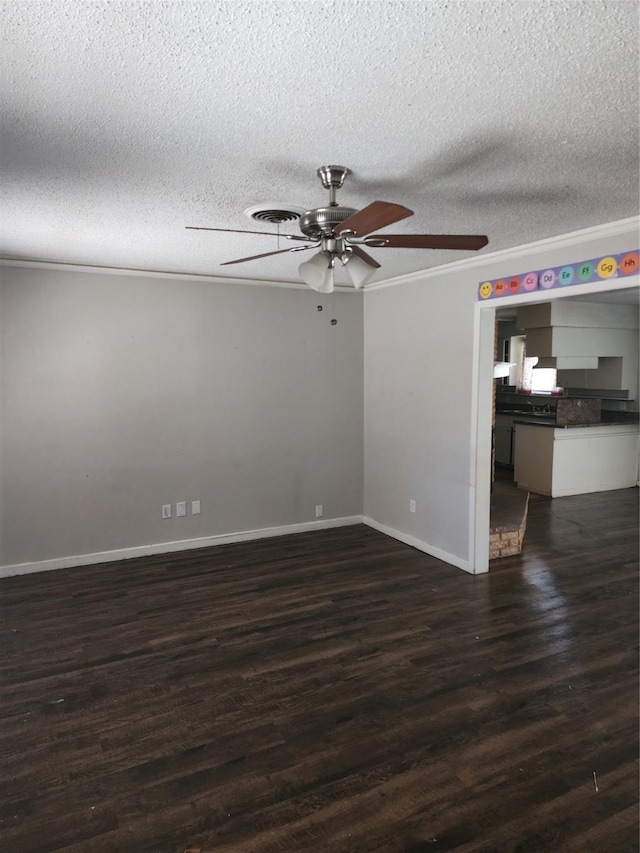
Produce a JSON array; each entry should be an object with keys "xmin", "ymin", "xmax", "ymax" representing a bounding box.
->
[
  {"xmin": 297, "ymin": 246, "xmax": 377, "ymax": 292},
  {"xmin": 187, "ymin": 165, "xmax": 489, "ymax": 292},
  {"xmin": 340, "ymin": 250, "xmax": 377, "ymax": 289},
  {"xmin": 298, "ymin": 251, "xmax": 335, "ymax": 293}
]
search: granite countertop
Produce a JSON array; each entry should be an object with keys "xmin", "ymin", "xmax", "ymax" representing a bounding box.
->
[
  {"xmin": 512, "ymin": 417, "xmax": 556, "ymax": 427},
  {"xmin": 500, "ymin": 405, "xmax": 639, "ymax": 429},
  {"xmin": 513, "ymin": 418, "xmax": 639, "ymax": 429}
]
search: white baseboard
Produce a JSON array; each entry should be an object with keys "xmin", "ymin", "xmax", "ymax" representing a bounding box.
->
[
  {"xmin": 550, "ymin": 482, "xmax": 638, "ymax": 497},
  {"xmin": 0, "ymin": 515, "xmax": 364, "ymax": 578},
  {"xmin": 363, "ymin": 516, "xmax": 474, "ymax": 574}
]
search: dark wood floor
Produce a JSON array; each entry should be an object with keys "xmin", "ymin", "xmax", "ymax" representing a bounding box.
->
[{"xmin": 1, "ymin": 488, "xmax": 638, "ymax": 853}]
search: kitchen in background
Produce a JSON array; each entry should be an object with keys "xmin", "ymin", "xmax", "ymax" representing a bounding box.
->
[{"xmin": 494, "ymin": 291, "xmax": 639, "ymax": 497}]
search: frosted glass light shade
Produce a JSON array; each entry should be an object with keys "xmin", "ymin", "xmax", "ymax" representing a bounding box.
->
[
  {"xmin": 343, "ymin": 252, "xmax": 376, "ymax": 289},
  {"xmin": 298, "ymin": 252, "xmax": 334, "ymax": 293}
]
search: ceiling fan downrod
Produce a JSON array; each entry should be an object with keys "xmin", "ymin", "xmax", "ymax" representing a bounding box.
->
[{"xmin": 316, "ymin": 165, "xmax": 350, "ymax": 207}]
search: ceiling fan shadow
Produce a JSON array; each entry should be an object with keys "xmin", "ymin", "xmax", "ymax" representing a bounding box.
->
[
  {"xmin": 449, "ymin": 185, "xmax": 578, "ymax": 205},
  {"xmin": 332, "ymin": 132, "xmax": 524, "ymax": 199}
]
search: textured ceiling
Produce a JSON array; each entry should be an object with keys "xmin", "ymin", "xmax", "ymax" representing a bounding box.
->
[{"xmin": 1, "ymin": 0, "xmax": 639, "ymax": 287}]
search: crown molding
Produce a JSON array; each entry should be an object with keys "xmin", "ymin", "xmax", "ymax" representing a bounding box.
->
[
  {"xmin": 0, "ymin": 257, "xmax": 358, "ymax": 292},
  {"xmin": 364, "ymin": 216, "xmax": 640, "ymax": 291}
]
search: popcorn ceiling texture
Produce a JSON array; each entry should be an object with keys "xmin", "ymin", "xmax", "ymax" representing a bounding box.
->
[{"xmin": 1, "ymin": 1, "xmax": 638, "ymax": 285}]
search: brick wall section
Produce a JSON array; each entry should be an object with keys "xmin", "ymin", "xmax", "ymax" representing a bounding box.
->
[{"xmin": 489, "ymin": 494, "xmax": 530, "ymax": 559}]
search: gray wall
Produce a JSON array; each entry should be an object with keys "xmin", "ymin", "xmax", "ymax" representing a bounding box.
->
[
  {"xmin": 0, "ymin": 266, "xmax": 363, "ymax": 567},
  {"xmin": 364, "ymin": 282, "xmax": 477, "ymax": 560}
]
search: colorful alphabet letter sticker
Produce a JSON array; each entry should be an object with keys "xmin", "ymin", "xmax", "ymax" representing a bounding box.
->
[
  {"xmin": 577, "ymin": 261, "xmax": 594, "ymax": 281},
  {"xmin": 477, "ymin": 250, "xmax": 637, "ymax": 301},
  {"xmin": 539, "ymin": 269, "xmax": 556, "ymax": 289},
  {"xmin": 558, "ymin": 265, "xmax": 574, "ymax": 285},
  {"xmin": 596, "ymin": 257, "xmax": 617, "ymax": 278},
  {"xmin": 620, "ymin": 252, "xmax": 639, "ymax": 275}
]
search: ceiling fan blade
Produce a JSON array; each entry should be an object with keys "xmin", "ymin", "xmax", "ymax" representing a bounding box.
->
[
  {"xmin": 220, "ymin": 247, "xmax": 299, "ymax": 266},
  {"xmin": 349, "ymin": 245, "xmax": 381, "ymax": 268},
  {"xmin": 187, "ymin": 226, "xmax": 310, "ymax": 241},
  {"xmin": 336, "ymin": 201, "xmax": 413, "ymax": 237},
  {"xmin": 366, "ymin": 234, "xmax": 489, "ymax": 251}
]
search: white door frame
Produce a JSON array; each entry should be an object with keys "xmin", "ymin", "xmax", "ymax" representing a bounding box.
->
[{"xmin": 470, "ymin": 274, "xmax": 640, "ymax": 574}]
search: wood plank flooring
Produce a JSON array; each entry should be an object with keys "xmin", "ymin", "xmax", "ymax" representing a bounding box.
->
[{"xmin": 1, "ymin": 487, "xmax": 638, "ymax": 853}]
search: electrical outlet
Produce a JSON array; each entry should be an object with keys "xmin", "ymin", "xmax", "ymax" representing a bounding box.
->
[
  {"xmin": 315, "ymin": 504, "xmax": 323, "ymax": 518},
  {"xmin": 176, "ymin": 501, "xmax": 187, "ymax": 517},
  {"xmin": 162, "ymin": 504, "xmax": 172, "ymax": 519},
  {"xmin": 410, "ymin": 499, "xmax": 416, "ymax": 513},
  {"xmin": 191, "ymin": 500, "xmax": 201, "ymax": 515}
]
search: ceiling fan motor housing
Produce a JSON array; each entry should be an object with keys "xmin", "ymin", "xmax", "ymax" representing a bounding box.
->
[{"xmin": 299, "ymin": 206, "xmax": 357, "ymax": 239}]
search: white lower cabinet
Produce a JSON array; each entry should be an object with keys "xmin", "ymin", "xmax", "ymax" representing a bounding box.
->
[{"xmin": 514, "ymin": 423, "xmax": 639, "ymax": 497}]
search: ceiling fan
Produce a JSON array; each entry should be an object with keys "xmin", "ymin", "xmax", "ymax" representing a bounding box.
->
[{"xmin": 186, "ymin": 166, "xmax": 489, "ymax": 292}]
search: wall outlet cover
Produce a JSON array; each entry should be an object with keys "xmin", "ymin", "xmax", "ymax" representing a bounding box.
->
[
  {"xmin": 315, "ymin": 504, "xmax": 323, "ymax": 518},
  {"xmin": 176, "ymin": 501, "xmax": 187, "ymax": 517},
  {"xmin": 191, "ymin": 500, "xmax": 201, "ymax": 515},
  {"xmin": 162, "ymin": 504, "xmax": 172, "ymax": 519}
]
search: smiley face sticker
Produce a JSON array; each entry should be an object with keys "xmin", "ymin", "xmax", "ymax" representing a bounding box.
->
[{"xmin": 479, "ymin": 281, "xmax": 492, "ymax": 299}]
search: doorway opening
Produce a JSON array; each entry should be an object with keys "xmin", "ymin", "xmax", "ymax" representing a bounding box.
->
[{"xmin": 472, "ymin": 277, "xmax": 640, "ymax": 575}]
